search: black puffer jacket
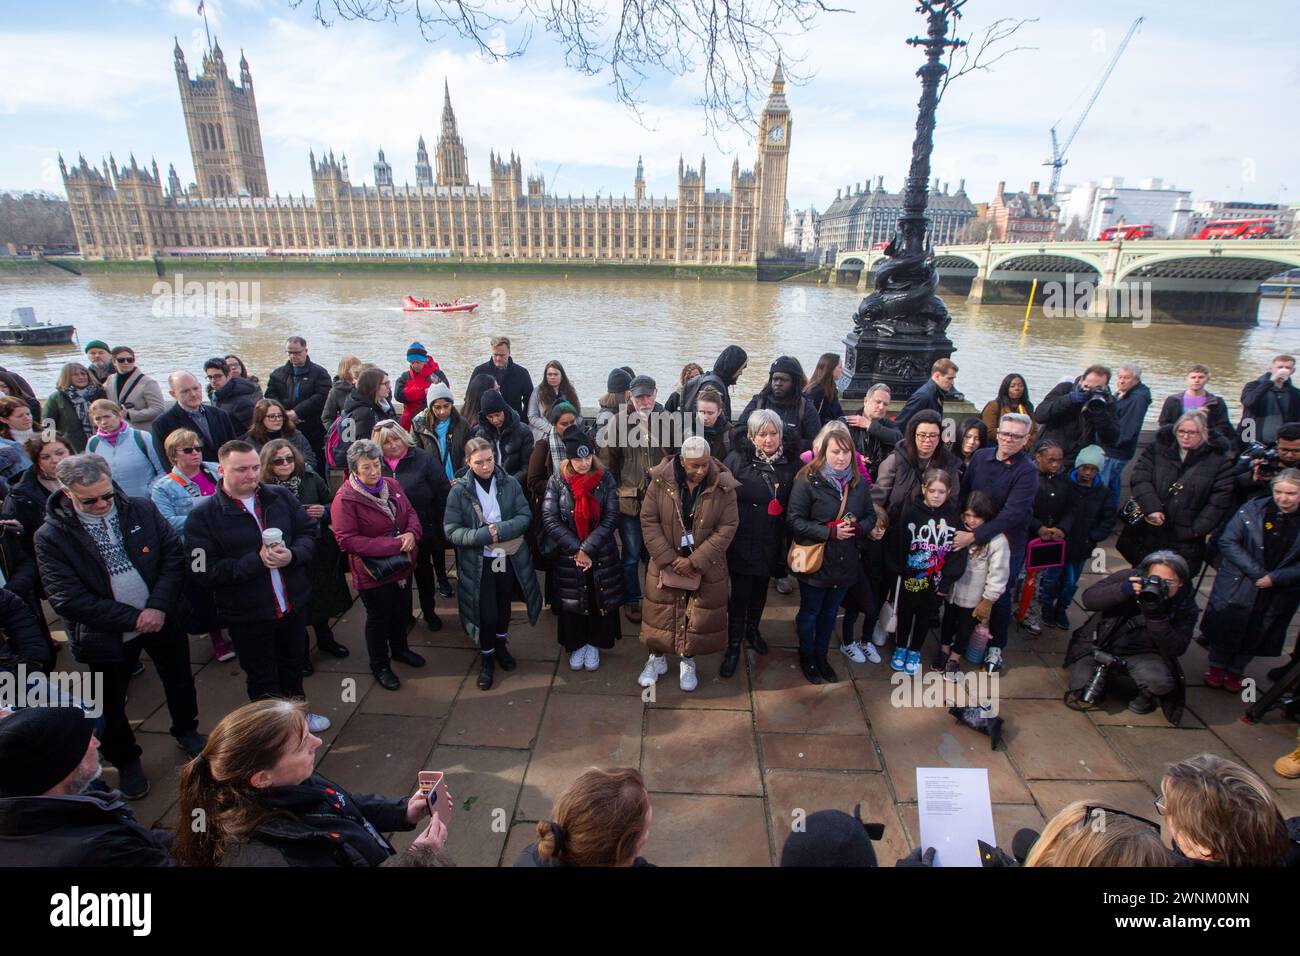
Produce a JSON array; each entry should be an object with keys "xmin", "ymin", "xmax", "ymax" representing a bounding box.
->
[
  {"xmin": 411, "ymin": 407, "xmax": 472, "ymax": 479},
  {"xmin": 724, "ymin": 445, "xmax": 798, "ymax": 578},
  {"xmin": 321, "ymin": 376, "xmax": 353, "ymax": 432},
  {"xmin": 1034, "ymin": 379, "xmax": 1121, "ymax": 467},
  {"xmin": 0, "ymin": 586, "xmax": 51, "ymax": 673},
  {"xmin": 1117, "ymin": 426, "xmax": 1234, "ymax": 572},
  {"xmin": 2, "ymin": 466, "xmax": 53, "ymax": 545},
  {"xmin": 470, "ymin": 406, "xmax": 534, "ymax": 485},
  {"xmin": 183, "ymin": 484, "xmax": 316, "ymax": 626},
  {"xmin": 382, "ymin": 446, "xmax": 451, "ymax": 543},
  {"xmin": 0, "ymin": 783, "xmax": 173, "ymax": 866},
  {"xmin": 210, "ymin": 375, "xmax": 262, "ymax": 433},
  {"xmin": 786, "ymin": 469, "xmax": 873, "ymax": 589},
  {"xmin": 340, "ymin": 389, "xmax": 391, "ymax": 450},
  {"xmin": 1027, "ymin": 468, "xmax": 1074, "ymax": 540},
  {"xmin": 541, "ymin": 468, "xmax": 624, "ymax": 615},
  {"xmin": 34, "ymin": 490, "xmax": 186, "ymax": 664},
  {"xmin": 218, "ymin": 772, "xmax": 413, "ymax": 868}
]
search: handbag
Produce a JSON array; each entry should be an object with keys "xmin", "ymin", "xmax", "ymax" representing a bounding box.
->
[
  {"xmin": 361, "ymin": 541, "xmax": 413, "ymax": 581},
  {"xmin": 658, "ymin": 490, "xmax": 702, "ymax": 591},
  {"xmin": 872, "ymin": 577, "xmax": 902, "ymax": 646},
  {"xmin": 787, "ymin": 486, "xmax": 849, "ymax": 576},
  {"xmin": 472, "ymin": 502, "xmax": 523, "ymax": 555}
]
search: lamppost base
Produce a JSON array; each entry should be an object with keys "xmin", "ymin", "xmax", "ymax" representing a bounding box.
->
[{"xmin": 838, "ymin": 327, "xmax": 957, "ymax": 402}]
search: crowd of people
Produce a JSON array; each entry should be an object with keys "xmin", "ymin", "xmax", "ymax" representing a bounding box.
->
[{"xmin": 0, "ymin": 332, "xmax": 1298, "ymax": 868}]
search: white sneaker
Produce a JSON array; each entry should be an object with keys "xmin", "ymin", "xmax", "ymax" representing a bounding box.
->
[
  {"xmin": 864, "ymin": 642, "xmax": 882, "ymax": 664},
  {"xmin": 583, "ymin": 644, "xmax": 600, "ymax": 671},
  {"xmin": 307, "ymin": 713, "xmax": 331, "ymax": 734},
  {"xmin": 839, "ymin": 641, "xmax": 867, "ymax": 664},
  {"xmin": 679, "ymin": 657, "xmax": 698, "ymax": 692},
  {"xmin": 569, "ymin": 648, "xmax": 586, "ymax": 671},
  {"xmin": 638, "ymin": 654, "xmax": 667, "ymax": 687}
]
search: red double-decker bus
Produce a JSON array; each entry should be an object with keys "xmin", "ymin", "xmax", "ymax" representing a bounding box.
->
[
  {"xmin": 1098, "ymin": 224, "xmax": 1154, "ymax": 241},
  {"xmin": 1196, "ymin": 218, "xmax": 1278, "ymax": 240}
]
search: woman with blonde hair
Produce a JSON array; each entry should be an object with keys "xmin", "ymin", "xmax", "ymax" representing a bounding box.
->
[
  {"xmin": 1022, "ymin": 801, "xmax": 1170, "ymax": 867},
  {"xmin": 85, "ymin": 398, "xmax": 164, "ymax": 498},
  {"xmin": 43, "ymin": 362, "xmax": 104, "ymax": 452},
  {"xmin": 173, "ymin": 699, "xmax": 440, "ymax": 867},
  {"xmin": 515, "ymin": 767, "xmax": 654, "ymax": 867},
  {"xmin": 322, "ymin": 355, "xmax": 364, "ymax": 434}
]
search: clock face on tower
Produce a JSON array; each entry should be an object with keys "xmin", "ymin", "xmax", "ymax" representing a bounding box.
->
[{"xmin": 768, "ymin": 124, "xmax": 785, "ymax": 144}]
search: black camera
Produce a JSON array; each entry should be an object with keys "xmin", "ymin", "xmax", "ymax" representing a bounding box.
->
[
  {"xmin": 1081, "ymin": 648, "xmax": 1128, "ymax": 705},
  {"xmin": 1239, "ymin": 441, "xmax": 1281, "ymax": 479},
  {"xmin": 1134, "ymin": 574, "xmax": 1170, "ymax": 613},
  {"xmin": 1083, "ymin": 386, "xmax": 1111, "ymax": 413}
]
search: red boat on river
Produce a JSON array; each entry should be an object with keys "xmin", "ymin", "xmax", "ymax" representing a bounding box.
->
[{"xmin": 402, "ymin": 295, "xmax": 479, "ymax": 313}]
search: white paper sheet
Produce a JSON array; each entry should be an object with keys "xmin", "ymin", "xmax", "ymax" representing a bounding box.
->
[{"xmin": 916, "ymin": 767, "xmax": 995, "ymax": 868}]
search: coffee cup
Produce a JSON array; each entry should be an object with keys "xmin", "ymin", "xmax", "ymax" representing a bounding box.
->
[{"xmin": 262, "ymin": 528, "xmax": 284, "ymax": 548}]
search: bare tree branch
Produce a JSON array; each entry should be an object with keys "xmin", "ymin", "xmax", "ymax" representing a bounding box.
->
[
  {"xmin": 290, "ymin": 0, "xmax": 850, "ymax": 137},
  {"xmin": 937, "ymin": 16, "xmax": 1038, "ymax": 103}
]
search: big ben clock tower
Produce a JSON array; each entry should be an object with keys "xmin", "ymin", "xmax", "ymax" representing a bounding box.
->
[{"xmin": 755, "ymin": 60, "xmax": 791, "ymax": 257}]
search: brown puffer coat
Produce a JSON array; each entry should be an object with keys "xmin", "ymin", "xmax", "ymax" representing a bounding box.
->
[{"xmin": 639, "ymin": 456, "xmax": 739, "ymax": 657}]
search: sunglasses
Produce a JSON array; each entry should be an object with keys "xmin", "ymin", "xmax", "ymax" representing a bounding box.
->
[
  {"xmin": 114, "ymin": 356, "xmax": 135, "ymax": 364},
  {"xmin": 178, "ymin": 446, "xmax": 201, "ymax": 455},
  {"xmin": 1082, "ymin": 805, "xmax": 1161, "ymax": 832},
  {"xmin": 271, "ymin": 456, "xmax": 296, "ymax": 465},
  {"xmin": 75, "ymin": 492, "xmax": 116, "ymax": 506}
]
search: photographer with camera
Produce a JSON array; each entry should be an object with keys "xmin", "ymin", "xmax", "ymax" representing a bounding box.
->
[
  {"xmin": 1232, "ymin": 421, "xmax": 1300, "ymax": 506},
  {"xmin": 1064, "ymin": 550, "xmax": 1198, "ymax": 722},
  {"xmin": 1199, "ymin": 469, "xmax": 1300, "ymax": 693},
  {"xmin": 1033, "ymin": 365, "xmax": 1121, "ymax": 471}
]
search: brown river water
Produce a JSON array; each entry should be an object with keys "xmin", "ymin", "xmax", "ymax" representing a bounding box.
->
[{"xmin": 1, "ymin": 271, "xmax": 1294, "ymax": 426}]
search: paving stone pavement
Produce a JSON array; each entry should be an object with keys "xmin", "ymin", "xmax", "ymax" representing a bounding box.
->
[{"xmin": 58, "ymin": 538, "xmax": 1300, "ymax": 867}]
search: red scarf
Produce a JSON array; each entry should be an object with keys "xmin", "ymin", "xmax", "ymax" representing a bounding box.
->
[{"xmin": 566, "ymin": 469, "xmax": 603, "ymax": 541}]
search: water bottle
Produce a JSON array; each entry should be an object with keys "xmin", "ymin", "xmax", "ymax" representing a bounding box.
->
[{"xmin": 965, "ymin": 623, "xmax": 991, "ymax": 665}]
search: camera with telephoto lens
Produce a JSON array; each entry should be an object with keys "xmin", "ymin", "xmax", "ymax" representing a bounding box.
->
[
  {"xmin": 1239, "ymin": 441, "xmax": 1281, "ymax": 479},
  {"xmin": 1134, "ymin": 574, "xmax": 1170, "ymax": 613},
  {"xmin": 1081, "ymin": 648, "xmax": 1128, "ymax": 705},
  {"xmin": 1082, "ymin": 386, "xmax": 1111, "ymax": 413}
]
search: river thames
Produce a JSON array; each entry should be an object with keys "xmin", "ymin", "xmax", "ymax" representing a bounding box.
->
[{"xmin": 0, "ymin": 271, "xmax": 1293, "ymax": 423}]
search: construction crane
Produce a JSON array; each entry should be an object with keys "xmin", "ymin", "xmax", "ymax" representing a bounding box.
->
[{"xmin": 1044, "ymin": 16, "xmax": 1144, "ymax": 195}]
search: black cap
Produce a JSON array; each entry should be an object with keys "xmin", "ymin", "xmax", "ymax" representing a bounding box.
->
[
  {"xmin": 629, "ymin": 375, "xmax": 657, "ymax": 397},
  {"xmin": 562, "ymin": 429, "xmax": 597, "ymax": 460},
  {"xmin": 607, "ymin": 368, "xmax": 633, "ymax": 394},
  {"xmin": 779, "ymin": 805, "xmax": 881, "ymax": 867},
  {"xmin": 0, "ymin": 707, "xmax": 95, "ymax": 797}
]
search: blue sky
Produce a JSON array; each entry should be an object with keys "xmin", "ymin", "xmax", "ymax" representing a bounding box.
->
[{"xmin": 1, "ymin": 0, "xmax": 1295, "ymax": 211}]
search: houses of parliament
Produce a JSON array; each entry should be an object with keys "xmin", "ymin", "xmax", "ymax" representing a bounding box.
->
[{"xmin": 61, "ymin": 38, "xmax": 792, "ymax": 265}]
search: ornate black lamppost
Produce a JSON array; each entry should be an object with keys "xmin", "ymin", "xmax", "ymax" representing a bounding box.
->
[{"xmin": 840, "ymin": 0, "xmax": 967, "ymax": 401}]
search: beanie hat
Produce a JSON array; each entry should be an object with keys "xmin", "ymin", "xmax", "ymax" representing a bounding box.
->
[
  {"xmin": 84, "ymin": 340, "xmax": 110, "ymax": 354},
  {"xmin": 548, "ymin": 400, "xmax": 578, "ymax": 425},
  {"xmin": 406, "ymin": 342, "xmax": 429, "ymax": 363},
  {"xmin": 480, "ymin": 389, "xmax": 508, "ymax": 417},
  {"xmin": 770, "ymin": 355, "xmax": 804, "ymax": 380},
  {"xmin": 779, "ymin": 806, "xmax": 883, "ymax": 867},
  {"xmin": 0, "ymin": 707, "xmax": 95, "ymax": 798},
  {"xmin": 562, "ymin": 429, "xmax": 596, "ymax": 460},
  {"xmin": 607, "ymin": 368, "xmax": 633, "ymax": 395},
  {"xmin": 426, "ymin": 382, "xmax": 454, "ymax": 407},
  {"xmin": 1075, "ymin": 445, "xmax": 1105, "ymax": 470}
]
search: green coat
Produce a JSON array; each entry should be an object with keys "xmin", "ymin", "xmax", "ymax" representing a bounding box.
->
[
  {"xmin": 444, "ymin": 467, "xmax": 543, "ymax": 645},
  {"xmin": 44, "ymin": 387, "xmax": 104, "ymax": 453}
]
